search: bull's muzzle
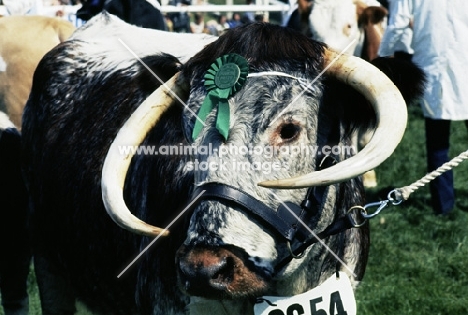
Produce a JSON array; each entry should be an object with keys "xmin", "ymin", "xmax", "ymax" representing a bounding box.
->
[{"xmin": 176, "ymin": 245, "xmax": 270, "ymax": 299}]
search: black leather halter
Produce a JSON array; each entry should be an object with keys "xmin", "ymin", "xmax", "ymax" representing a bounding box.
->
[{"xmin": 188, "ymin": 181, "xmax": 360, "ymax": 273}]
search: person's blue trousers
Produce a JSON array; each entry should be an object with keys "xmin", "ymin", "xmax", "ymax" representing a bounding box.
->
[{"xmin": 425, "ymin": 118, "xmax": 454, "ymax": 214}]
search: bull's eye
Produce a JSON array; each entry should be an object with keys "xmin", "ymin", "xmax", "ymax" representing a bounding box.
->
[
  {"xmin": 279, "ymin": 123, "xmax": 301, "ymax": 141},
  {"xmin": 270, "ymin": 121, "xmax": 302, "ymax": 146}
]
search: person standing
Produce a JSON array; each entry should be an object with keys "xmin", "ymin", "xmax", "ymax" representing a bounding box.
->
[
  {"xmin": 379, "ymin": 0, "xmax": 468, "ymax": 215},
  {"xmin": 227, "ymin": 12, "xmax": 242, "ymax": 28},
  {"xmin": 377, "ymin": 0, "xmax": 414, "ymax": 60},
  {"xmin": 190, "ymin": 12, "xmax": 205, "ymax": 33},
  {"xmin": 241, "ymin": 0, "xmax": 255, "ymax": 24},
  {"xmin": 168, "ymin": 0, "xmax": 192, "ymax": 33}
]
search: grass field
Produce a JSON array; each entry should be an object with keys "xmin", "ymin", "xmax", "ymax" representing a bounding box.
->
[
  {"xmin": 356, "ymin": 105, "xmax": 468, "ymax": 314},
  {"xmin": 2, "ymin": 106, "xmax": 468, "ymax": 314}
]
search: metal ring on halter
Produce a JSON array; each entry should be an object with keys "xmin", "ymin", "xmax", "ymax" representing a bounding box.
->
[
  {"xmin": 362, "ymin": 200, "xmax": 390, "ymax": 219},
  {"xmin": 347, "ymin": 206, "xmax": 367, "ymax": 228},
  {"xmin": 287, "ymin": 241, "xmax": 306, "ymax": 259},
  {"xmin": 387, "ymin": 189, "xmax": 403, "ymax": 206}
]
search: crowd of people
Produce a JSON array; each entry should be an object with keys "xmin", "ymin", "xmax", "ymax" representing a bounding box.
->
[
  {"xmin": 0, "ymin": 0, "xmax": 267, "ymax": 35},
  {"xmin": 163, "ymin": 0, "xmax": 267, "ymax": 35}
]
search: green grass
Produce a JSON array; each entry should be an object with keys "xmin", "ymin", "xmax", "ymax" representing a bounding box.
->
[
  {"xmin": 356, "ymin": 105, "xmax": 468, "ymax": 315},
  {"xmin": 2, "ymin": 106, "xmax": 468, "ymax": 315}
]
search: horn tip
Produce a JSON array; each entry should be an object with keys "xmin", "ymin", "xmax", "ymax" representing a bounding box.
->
[
  {"xmin": 152, "ymin": 228, "xmax": 170, "ymax": 237},
  {"xmin": 158, "ymin": 229, "xmax": 170, "ymax": 237},
  {"xmin": 139, "ymin": 228, "xmax": 170, "ymax": 237},
  {"xmin": 257, "ymin": 180, "xmax": 272, "ymax": 188}
]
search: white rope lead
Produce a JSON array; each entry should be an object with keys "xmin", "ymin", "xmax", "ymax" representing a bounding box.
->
[{"xmin": 394, "ymin": 149, "xmax": 468, "ymax": 202}]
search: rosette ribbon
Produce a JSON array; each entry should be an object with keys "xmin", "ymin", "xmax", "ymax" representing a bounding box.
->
[{"xmin": 192, "ymin": 54, "xmax": 249, "ymax": 141}]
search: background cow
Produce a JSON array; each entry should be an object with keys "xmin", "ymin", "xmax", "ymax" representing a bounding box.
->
[
  {"xmin": 0, "ymin": 112, "xmax": 30, "ymax": 315},
  {"xmin": 77, "ymin": 0, "xmax": 168, "ymax": 30},
  {"xmin": 0, "ymin": 15, "xmax": 75, "ymax": 129},
  {"xmin": 22, "ymin": 15, "xmax": 424, "ymax": 315},
  {"xmin": 286, "ymin": 0, "xmax": 387, "ymax": 61}
]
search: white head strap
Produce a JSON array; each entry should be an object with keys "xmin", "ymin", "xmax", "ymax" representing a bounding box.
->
[{"xmin": 247, "ymin": 71, "xmax": 313, "ymax": 91}]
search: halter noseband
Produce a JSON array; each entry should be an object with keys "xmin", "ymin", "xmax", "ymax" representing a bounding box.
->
[{"xmin": 187, "ymin": 180, "xmax": 361, "ymax": 274}]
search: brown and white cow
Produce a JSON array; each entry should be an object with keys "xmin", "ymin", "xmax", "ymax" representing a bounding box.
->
[
  {"xmin": 0, "ymin": 15, "xmax": 75, "ymax": 129},
  {"xmin": 287, "ymin": 0, "xmax": 387, "ymax": 61}
]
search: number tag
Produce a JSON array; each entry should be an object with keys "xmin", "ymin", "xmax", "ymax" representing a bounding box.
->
[{"xmin": 254, "ymin": 272, "xmax": 356, "ymax": 315}]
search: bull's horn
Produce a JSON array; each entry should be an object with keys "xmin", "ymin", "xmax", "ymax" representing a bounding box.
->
[
  {"xmin": 258, "ymin": 48, "xmax": 408, "ymax": 188},
  {"xmin": 101, "ymin": 73, "xmax": 188, "ymax": 236}
]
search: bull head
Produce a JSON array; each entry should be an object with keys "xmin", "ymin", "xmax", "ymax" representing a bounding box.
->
[{"xmin": 101, "ymin": 23, "xmax": 406, "ymax": 305}]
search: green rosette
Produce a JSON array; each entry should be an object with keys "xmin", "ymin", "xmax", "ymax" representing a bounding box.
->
[{"xmin": 192, "ymin": 53, "xmax": 249, "ymax": 141}]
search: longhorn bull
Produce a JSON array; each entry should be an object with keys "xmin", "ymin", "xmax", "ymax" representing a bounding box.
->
[{"xmin": 21, "ymin": 14, "xmax": 424, "ymax": 315}]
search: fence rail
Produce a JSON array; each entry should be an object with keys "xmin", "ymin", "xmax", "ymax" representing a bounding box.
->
[{"xmin": 0, "ymin": 3, "xmax": 291, "ymax": 17}]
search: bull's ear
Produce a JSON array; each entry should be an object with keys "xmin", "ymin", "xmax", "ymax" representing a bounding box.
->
[
  {"xmin": 371, "ymin": 57, "xmax": 426, "ymax": 105},
  {"xmin": 321, "ymin": 57, "xmax": 426, "ymax": 136},
  {"xmin": 321, "ymin": 76, "xmax": 375, "ymax": 136}
]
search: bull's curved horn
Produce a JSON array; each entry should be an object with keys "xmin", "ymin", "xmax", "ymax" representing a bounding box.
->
[
  {"xmin": 258, "ymin": 48, "xmax": 408, "ymax": 189},
  {"xmin": 101, "ymin": 73, "xmax": 188, "ymax": 236}
]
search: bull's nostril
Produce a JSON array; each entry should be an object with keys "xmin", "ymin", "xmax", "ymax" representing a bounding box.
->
[
  {"xmin": 178, "ymin": 252, "xmax": 236, "ymax": 294},
  {"xmin": 211, "ymin": 256, "xmax": 235, "ymax": 284},
  {"xmin": 177, "ymin": 246, "xmax": 269, "ymax": 298}
]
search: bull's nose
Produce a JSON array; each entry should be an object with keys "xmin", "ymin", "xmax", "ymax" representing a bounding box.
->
[
  {"xmin": 176, "ymin": 245, "xmax": 269, "ymax": 298},
  {"xmin": 178, "ymin": 253, "xmax": 235, "ymax": 293}
]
